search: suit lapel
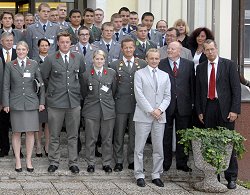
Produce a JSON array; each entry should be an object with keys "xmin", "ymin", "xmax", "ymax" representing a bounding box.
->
[
  {"xmin": 12, "ymin": 59, "xmax": 24, "ymax": 76},
  {"xmin": 55, "ymin": 52, "xmax": 67, "ymax": 69},
  {"xmin": 216, "ymin": 58, "xmax": 223, "ymax": 82},
  {"xmin": 144, "ymin": 67, "xmax": 157, "ymax": 92}
]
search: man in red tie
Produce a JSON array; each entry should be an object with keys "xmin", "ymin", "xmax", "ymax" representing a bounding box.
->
[{"xmin": 196, "ymin": 39, "xmax": 241, "ymax": 189}]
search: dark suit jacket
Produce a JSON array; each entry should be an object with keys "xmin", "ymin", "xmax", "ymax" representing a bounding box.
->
[
  {"xmin": 134, "ymin": 40, "xmax": 157, "ymax": 60},
  {"xmin": 195, "ymin": 57, "xmax": 241, "ymax": 121},
  {"xmin": 0, "ymin": 58, "xmax": 3, "ymax": 104},
  {"xmin": 158, "ymin": 57, "xmax": 195, "ymax": 116},
  {"xmin": 190, "ymin": 47, "xmax": 207, "ymax": 63},
  {"xmin": 0, "ymin": 48, "xmax": 17, "ymax": 68}
]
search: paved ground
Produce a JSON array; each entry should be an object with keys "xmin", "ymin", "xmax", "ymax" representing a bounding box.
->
[{"xmin": 0, "ymin": 131, "xmax": 249, "ymax": 195}]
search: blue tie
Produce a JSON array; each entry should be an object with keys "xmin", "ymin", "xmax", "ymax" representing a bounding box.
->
[
  {"xmin": 43, "ymin": 24, "xmax": 46, "ymax": 32},
  {"xmin": 106, "ymin": 44, "xmax": 110, "ymax": 52}
]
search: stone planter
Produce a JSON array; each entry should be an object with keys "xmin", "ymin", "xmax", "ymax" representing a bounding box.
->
[{"xmin": 192, "ymin": 140, "xmax": 233, "ymax": 193}]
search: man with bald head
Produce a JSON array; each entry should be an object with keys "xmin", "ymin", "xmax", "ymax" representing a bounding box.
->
[
  {"xmin": 158, "ymin": 41, "xmax": 195, "ymax": 172},
  {"xmin": 159, "ymin": 27, "xmax": 192, "ymax": 61}
]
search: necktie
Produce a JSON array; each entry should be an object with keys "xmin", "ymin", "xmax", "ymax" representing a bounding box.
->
[
  {"xmin": 64, "ymin": 55, "xmax": 69, "ymax": 68},
  {"xmin": 6, "ymin": 51, "xmax": 10, "ymax": 63},
  {"xmin": 83, "ymin": 46, "xmax": 86, "ymax": 56},
  {"xmin": 148, "ymin": 32, "xmax": 151, "ymax": 40},
  {"xmin": 115, "ymin": 32, "xmax": 119, "ymax": 42},
  {"xmin": 43, "ymin": 24, "xmax": 46, "ymax": 32},
  {"xmin": 142, "ymin": 43, "xmax": 146, "ymax": 50},
  {"xmin": 75, "ymin": 29, "xmax": 78, "ymax": 36},
  {"xmin": 21, "ymin": 60, "xmax": 25, "ymax": 71},
  {"xmin": 127, "ymin": 60, "xmax": 131, "ymax": 71},
  {"xmin": 152, "ymin": 69, "xmax": 158, "ymax": 91},
  {"xmin": 98, "ymin": 71, "xmax": 102, "ymax": 80},
  {"xmin": 173, "ymin": 61, "xmax": 178, "ymax": 77},
  {"xmin": 122, "ymin": 27, "xmax": 127, "ymax": 33},
  {"xmin": 106, "ymin": 44, "xmax": 110, "ymax": 52},
  {"xmin": 208, "ymin": 63, "xmax": 216, "ymax": 100},
  {"xmin": 162, "ymin": 36, "xmax": 166, "ymax": 46}
]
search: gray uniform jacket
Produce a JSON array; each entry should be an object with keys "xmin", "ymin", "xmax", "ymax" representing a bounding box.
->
[
  {"xmin": 109, "ymin": 58, "xmax": 147, "ymax": 113},
  {"xmin": 25, "ymin": 22, "xmax": 62, "ymax": 58},
  {"xmin": 2, "ymin": 59, "xmax": 45, "ymax": 110},
  {"xmin": 134, "ymin": 40, "xmax": 157, "ymax": 60},
  {"xmin": 71, "ymin": 43, "xmax": 99, "ymax": 69},
  {"xmin": 93, "ymin": 39, "xmax": 122, "ymax": 65},
  {"xmin": 40, "ymin": 51, "xmax": 85, "ymax": 109},
  {"xmin": 159, "ymin": 45, "xmax": 193, "ymax": 61},
  {"xmin": 81, "ymin": 67, "xmax": 117, "ymax": 120}
]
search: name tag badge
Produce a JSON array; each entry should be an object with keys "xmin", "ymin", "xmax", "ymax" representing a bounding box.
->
[
  {"xmin": 101, "ymin": 85, "xmax": 109, "ymax": 92},
  {"xmin": 89, "ymin": 85, "xmax": 93, "ymax": 91},
  {"xmin": 23, "ymin": 72, "xmax": 31, "ymax": 78},
  {"xmin": 48, "ymin": 39, "xmax": 54, "ymax": 44}
]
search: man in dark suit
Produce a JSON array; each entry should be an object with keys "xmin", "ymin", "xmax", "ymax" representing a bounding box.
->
[
  {"xmin": 133, "ymin": 24, "xmax": 157, "ymax": 60},
  {"xmin": 41, "ymin": 32, "xmax": 85, "ymax": 174},
  {"xmin": 109, "ymin": 38, "xmax": 147, "ymax": 172},
  {"xmin": 0, "ymin": 32, "xmax": 17, "ymax": 157},
  {"xmin": 158, "ymin": 41, "xmax": 195, "ymax": 172},
  {"xmin": 196, "ymin": 39, "xmax": 241, "ymax": 189}
]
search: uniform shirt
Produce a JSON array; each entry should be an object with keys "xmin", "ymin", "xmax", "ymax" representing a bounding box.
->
[
  {"xmin": 59, "ymin": 51, "xmax": 70, "ymax": 63},
  {"xmin": 2, "ymin": 48, "xmax": 12, "ymax": 62}
]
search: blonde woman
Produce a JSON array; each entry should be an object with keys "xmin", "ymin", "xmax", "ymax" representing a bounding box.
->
[
  {"xmin": 173, "ymin": 19, "xmax": 190, "ymax": 49},
  {"xmin": 2, "ymin": 41, "xmax": 45, "ymax": 172}
]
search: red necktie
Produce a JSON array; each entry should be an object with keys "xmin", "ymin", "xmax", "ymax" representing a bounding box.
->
[
  {"xmin": 173, "ymin": 61, "xmax": 178, "ymax": 77},
  {"xmin": 208, "ymin": 63, "xmax": 216, "ymax": 100}
]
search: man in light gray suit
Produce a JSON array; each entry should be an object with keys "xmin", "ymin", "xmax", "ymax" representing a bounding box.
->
[
  {"xmin": 134, "ymin": 48, "xmax": 171, "ymax": 187},
  {"xmin": 71, "ymin": 26, "xmax": 99, "ymax": 68},
  {"xmin": 93, "ymin": 22, "xmax": 122, "ymax": 65},
  {"xmin": 25, "ymin": 3, "xmax": 61, "ymax": 58},
  {"xmin": 41, "ymin": 32, "xmax": 85, "ymax": 174},
  {"xmin": 159, "ymin": 27, "xmax": 193, "ymax": 60}
]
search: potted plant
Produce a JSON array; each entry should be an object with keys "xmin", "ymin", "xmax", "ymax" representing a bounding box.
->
[{"xmin": 177, "ymin": 126, "xmax": 246, "ymax": 193}]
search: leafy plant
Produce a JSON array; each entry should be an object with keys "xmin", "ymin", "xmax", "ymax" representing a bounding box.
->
[{"xmin": 177, "ymin": 126, "xmax": 246, "ymax": 174}]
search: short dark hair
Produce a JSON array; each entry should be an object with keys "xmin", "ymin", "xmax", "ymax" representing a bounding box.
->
[
  {"xmin": 110, "ymin": 13, "xmax": 122, "ymax": 22},
  {"xmin": 118, "ymin": 7, "xmax": 130, "ymax": 14},
  {"xmin": 189, "ymin": 27, "xmax": 214, "ymax": 50},
  {"xmin": 38, "ymin": 38, "xmax": 50, "ymax": 47},
  {"xmin": 156, "ymin": 20, "xmax": 168, "ymax": 29},
  {"xmin": 167, "ymin": 27, "xmax": 180, "ymax": 37},
  {"xmin": 57, "ymin": 31, "xmax": 72, "ymax": 41},
  {"xmin": 83, "ymin": 8, "xmax": 94, "ymax": 16},
  {"xmin": 78, "ymin": 26, "xmax": 90, "ymax": 35},
  {"xmin": 203, "ymin": 39, "xmax": 217, "ymax": 49},
  {"xmin": 38, "ymin": 3, "xmax": 50, "ymax": 12},
  {"xmin": 69, "ymin": 9, "xmax": 81, "ymax": 18},
  {"xmin": 141, "ymin": 12, "xmax": 154, "ymax": 21},
  {"xmin": 136, "ymin": 24, "xmax": 148, "ymax": 31},
  {"xmin": 130, "ymin": 11, "xmax": 138, "ymax": 15},
  {"xmin": 121, "ymin": 38, "xmax": 135, "ymax": 48},
  {"xmin": 101, "ymin": 22, "xmax": 113, "ymax": 31},
  {"xmin": 0, "ymin": 11, "xmax": 14, "ymax": 21}
]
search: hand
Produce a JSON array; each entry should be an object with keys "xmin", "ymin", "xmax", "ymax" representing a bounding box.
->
[
  {"xmin": 227, "ymin": 112, "xmax": 238, "ymax": 122},
  {"xmin": 39, "ymin": 105, "xmax": 45, "ymax": 112},
  {"xmin": 198, "ymin": 114, "xmax": 204, "ymax": 124},
  {"xmin": 4, "ymin": 107, "xmax": 9, "ymax": 113},
  {"xmin": 151, "ymin": 109, "xmax": 162, "ymax": 120}
]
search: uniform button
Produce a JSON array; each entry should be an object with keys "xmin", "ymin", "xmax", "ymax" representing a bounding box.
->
[
  {"xmin": 100, "ymin": 94, "xmax": 101, "ymax": 95},
  {"xmin": 100, "ymin": 99, "xmax": 102, "ymax": 101},
  {"xmin": 23, "ymin": 82, "xmax": 24, "ymax": 84},
  {"xmin": 68, "ymin": 89, "xmax": 70, "ymax": 92},
  {"xmin": 68, "ymin": 77, "xmax": 69, "ymax": 78},
  {"xmin": 67, "ymin": 83, "xmax": 69, "ymax": 85},
  {"xmin": 23, "ymin": 93, "xmax": 25, "ymax": 95},
  {"xmin": 67, "ymin": 71, "xmax": 69, "ymax": 73},
  {"xmin": 130, "ymin": 76, "xmax": 132, "ymax": 77},
  {"xmin": 23, "ymin": 88, "xmax": 24, "ymax": 89},
  {"xmin": 131, "ymin": 88, "xmax": 133, "ymax": 89},
  {"xmin": 131, "ymin": 94, "xmax": 133, "ymax": 95}
]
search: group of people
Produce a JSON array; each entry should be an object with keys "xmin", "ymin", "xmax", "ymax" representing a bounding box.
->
[{"xmin": 0, "ymin": 2, "xmax": 242, "ymax": 190}]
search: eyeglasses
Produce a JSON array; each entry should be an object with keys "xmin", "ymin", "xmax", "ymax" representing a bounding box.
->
[{"xmin": 79, "ymin": 34, "xmax": 90, "ymax": 37}]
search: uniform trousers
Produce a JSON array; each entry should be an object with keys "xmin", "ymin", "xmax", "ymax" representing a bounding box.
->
[
  {"xmin": 113, "ymin": 113, "xmax": 135, "ymax": 164},
  {"xmin": 85, "ymin": 117, "xmax": 115, "ymax": 166},
  {"xmin": 134, "ymin": 120, "xmax": 164, "ymax": 180},
  {"xmin": 204, "ymin": 99, "xmax": 238, "ymax": 182},
  {"xmin": 48, "ymin": 106, "xmax": 80, "ymax": 167}
]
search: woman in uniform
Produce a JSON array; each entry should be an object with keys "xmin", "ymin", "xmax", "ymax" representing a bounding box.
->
[{"xmin": 2, "ymin": 41, "xmax": 45, "ymax": 172}]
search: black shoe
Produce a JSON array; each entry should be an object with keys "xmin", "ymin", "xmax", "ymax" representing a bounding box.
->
[
  {"xmin": 0, "ymin": 151, "xmax": 8, "ymax": 157},
  {"xmin": 69, "ymin": 165, "xmax": 79, "ymax": 174},
  {"xmin": 87, "ymin": 165, "xmax": 95, "ymax": 173},
  {"xmin": 176, "ymin": 165, "xmax": 192, "ymax": 172},
  {"xmin": 152, "ymin": 178, "xmax": 164, "ymax": 187},
  {"xmin": 15, "ymin": 168, "xmax": 22, "ymax": 172},
  {"xmin": 48, "ymin": 165, "xmax": 58, "ymax": 173},
  {"xmin": 103, "ymin": 165, "xmax": 112, "ymax": 173},
  {"xmin": 44, "ymin": 146, "xmax": 48, "ymax": 157},
  {"xmin": 26, "ymin": 167, "xmax": 34, "ymax": 172},
  {"xmin": 128, "ymin": 162, "xmax": 134, "ymax": 170},
  {"xmin": 36, "ymin": 153, "xmax": 43, "ymax": 157},
  {"xmin": 137, "ymin": 178, "xmax": 145, "ymax": 187},
  {"xmin": 114, "ymin": 163, "xmax": 123, "ymax": 172},
  {"xmin": 227, "ymin": 181, "xmax": 237, "ymax": 189},
  {"xmin": 95, "ymin": 147, "xmax": 102, "ymax": 157}
]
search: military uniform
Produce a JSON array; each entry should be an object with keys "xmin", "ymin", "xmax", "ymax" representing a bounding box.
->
[
  {"xmin": 109, "ymin": 57, "xmax": 147, "ymax": 166},
  {"xmin": 89, "ymin": 25, "xmax": 102, "ymax": 43},
  {"xmin": 81, "ymin": 67, "xmax": 116, "ymax": 167},
  {"xmin": 40, "ymin": 51, "xmax": 85, "ymax": 168},
  {"xmin": 71, "ymin": 43, "xmax": 99, "ymax": 68},
  {"xmin": 25, "ymin": 22, "xmax": 62, "ymax": 58},
  {"xmin": 134, "ymin": 40, "xmax": 157, "ymax": 60},
  {"xmin": 93, "ymin": 39, "xmax": 122, "ymax": 65},
  {"xmin": 112, "ymin": 30, "xmax": 131, "ymax": 43}
]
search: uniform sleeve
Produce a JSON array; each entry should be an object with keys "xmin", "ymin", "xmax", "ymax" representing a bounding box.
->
[{"xmin": 2, "ymin": 62, "xmax": 11, "ymax": 107}]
